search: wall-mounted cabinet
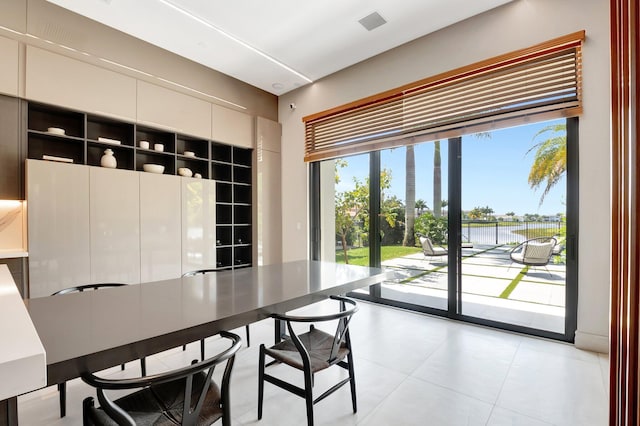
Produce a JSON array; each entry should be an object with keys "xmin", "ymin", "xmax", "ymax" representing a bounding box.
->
[{"xmin": 0, "ymin": 95, "xmax": 23, "ymax": 199}]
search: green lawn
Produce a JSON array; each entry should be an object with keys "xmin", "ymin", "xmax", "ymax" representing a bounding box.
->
[{"xmin": 336, "ymin": 245, "xmax": 422, "ymax": 266}]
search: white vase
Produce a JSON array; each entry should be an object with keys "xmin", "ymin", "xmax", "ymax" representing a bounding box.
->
[{"xmin": 101, "ymin": 149, "xmax": 117, "ymax": 168}]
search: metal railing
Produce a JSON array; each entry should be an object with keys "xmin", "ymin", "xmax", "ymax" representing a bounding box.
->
[{"xmin": 460, "ymin": 220, "xmax": 563, "ymax": 245}]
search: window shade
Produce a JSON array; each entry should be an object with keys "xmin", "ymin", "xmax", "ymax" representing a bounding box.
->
[{"xmin": 303, "ymin": 31, "xmax": 584, "ymax": 162}]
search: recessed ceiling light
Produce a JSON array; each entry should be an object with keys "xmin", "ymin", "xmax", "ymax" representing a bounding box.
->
[
  {"xmin": 272, "ymin": 83, "xmax": 284, "ymax": 90},
  {"xmin": 358, "ymin": 12, "xmax": 387, "ymax": 31}
]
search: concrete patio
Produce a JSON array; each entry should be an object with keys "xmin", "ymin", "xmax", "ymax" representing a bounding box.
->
[{"xmin": 379, "ymin": 244, "xmax": 566, "ymax": 333}]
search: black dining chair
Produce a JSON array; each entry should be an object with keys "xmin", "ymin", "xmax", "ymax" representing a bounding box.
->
[
  {"xmin": 182, "ymin": 269, "xmax": 251, "ymax": 360},
  {"xmin": 82, "ymin": 331, "xmax": 241, "ymax": 426},
  {"xmin": 258, "ymin": 295, "xmax": 359, "ymax": 426},
  {"xmin": 51, "ymin": 283, "xmax": 147, "ymax": 418}
]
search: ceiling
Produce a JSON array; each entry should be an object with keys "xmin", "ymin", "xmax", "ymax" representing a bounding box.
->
[{"xmin": 46, "ymin": 0, "xmax": 513, "ymax": 95}]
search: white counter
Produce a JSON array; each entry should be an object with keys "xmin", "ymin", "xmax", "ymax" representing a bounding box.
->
[
  {"xmin": 0, "ymin": 265, "xmax": 46, "ymax": 400},
  {"xmin": 0, "ymin": 250, "xmax": 27, "ymax": 259}
]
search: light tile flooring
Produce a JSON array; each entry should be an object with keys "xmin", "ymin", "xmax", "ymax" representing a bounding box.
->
[{"xmin": 18, "ymin": 300, "xmax": 608, "ymax": 425}]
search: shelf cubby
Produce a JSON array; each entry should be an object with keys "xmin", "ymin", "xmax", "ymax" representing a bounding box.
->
[
  {"xmin": 233, "ymin": 184, "xmax": 251, "ymax": 204},
  {"xmin": 216, "ymin": 182, "xmax": 233, "ymax": 203},
  {"xmin": 233, "ymin": 245, "xmax": 252, "ymax": 266},
  {"xmin": 216, "ymin": 204, "xmax": 233, "ymax": 224},
  {"xmin": 177, "ymin": 136, "xmax": 208, "ymax": 159},
  {"xmin": 87, "ymin": 143, "xmax": 135, "ymax": 170},
  {"xmin": 233, "ymin": 165, "xmax": 251, "ymax": 184},
  {"xmin": 135, "ymin": 150, "xmax": 175, "ymax": 175},
  {"xmin": 176, "ymin": 157, "xmax": 209, "ymax": 179},
  {"xmin": 234, "ymin": 225, "xmax": 252, "ymax": 245},
  {"xmin": 27, "ymin": 134, "xmax": 85, "ymax": 164},
  {"xmin": 136, "ymin": 126, "xmax": 175, "ymax": 153},
  {"xmin": 216, "ymin": 226, "xmax": 233, "ymax": 247},
  {"xmin": 87, "ymin": 115, "xmax": 134, "ymax": 147},
  {"xmin": 216, "ymin": 247, "xmax": 233, "ymax": 268},
  {"xmin": 211, "ymin": 142, "xmax": 232, "ymax": 162},
  {"xmin": 233, "ymin": 147, "xmax": 252, "ymax": 166},
  {"xmin": 28, "ymin": 104, "xmax": 84, "ymax": 138},
  {"xmin": 212, "ymin": 162, "xmax": 232, "ymax": 182},
  {"xmin": 234, "ymin": 205, "xmax": 252, "ymax": 225}
]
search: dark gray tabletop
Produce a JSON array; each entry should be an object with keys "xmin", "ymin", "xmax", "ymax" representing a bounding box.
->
[{"xmin": 25, "ymin": 260, "xmax": 387, "ymax": 384}]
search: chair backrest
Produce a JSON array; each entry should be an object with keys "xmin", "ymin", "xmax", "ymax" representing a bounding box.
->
[
  {"xmin": 419, "ymin": 236, "xmax": 437, "ymax": 256},
  {"xmin": 82, "ymin": 331, "xmax": 241, "ymax": 426},
  {"xmin": 182, "ymin": 268, "xmax": 221, "ymax": 277},
  {"xmin": 522, "ymin": 239, "xmax": 556, "ymax": 263},
  {"xmin": 272, "ymin": 295, "xmax": 358, "ymax": 364},
  {"xmin": 52, "ymin": 283, "xmax": 126, "ymax": 295}
]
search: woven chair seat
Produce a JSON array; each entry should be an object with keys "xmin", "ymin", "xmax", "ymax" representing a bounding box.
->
[
  {"xmin": 85, "ymin": 372, "xmax": 223, "ymax": 426},
  {"xmin": 264, "ymin": 328, "xmax": 350, "ymax": 372}
]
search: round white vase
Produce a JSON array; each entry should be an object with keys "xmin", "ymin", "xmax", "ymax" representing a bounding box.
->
[{"xmin": 101, "ymin": 149, "xmax": 117, "ymax": 168}]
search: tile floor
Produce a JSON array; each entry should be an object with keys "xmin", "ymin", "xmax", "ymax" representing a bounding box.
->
[{"xmin": 18, "ymin": 300, "xmax": 608, "ymax": 425}]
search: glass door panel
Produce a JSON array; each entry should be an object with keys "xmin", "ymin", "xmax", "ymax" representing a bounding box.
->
[
  {"xmin": 319, "ymin": 154, "xmax": 371, "ymax": 294},
  {"xmin": 459, "ymin": 122, "xmax": 567, "ymax": 333},
  {"xmin": 379, "ymin": 142, "xmax": 449, "ymax": 310}
]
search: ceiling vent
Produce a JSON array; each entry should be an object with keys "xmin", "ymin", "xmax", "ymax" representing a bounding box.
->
[{"xmin": 358, "ymin": 12, "xmax": 387, "ymax": 31}]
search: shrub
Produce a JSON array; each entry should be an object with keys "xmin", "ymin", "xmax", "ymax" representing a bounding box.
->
[{"xmin": 414, "ymin": 212, "xmax": 448, "ymax": 245}]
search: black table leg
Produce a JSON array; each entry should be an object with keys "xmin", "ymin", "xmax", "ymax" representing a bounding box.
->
[
  {"xmin": 274, "ymin": 318, "xmax": 286, "ymax": 343},
  {"xmin": 0, "ymin": 397, "xmax": 18, "ymax": 426}
]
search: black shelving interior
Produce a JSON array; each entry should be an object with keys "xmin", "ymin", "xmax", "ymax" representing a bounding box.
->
[
  {"xmin": 233, "ymin": 147, "xmax": 252, "ymax": 166},
  {"xmin": 234, "ymin": 246, "xmax": 252, "ymax": 266},
  {"xmin": 135, "ymin": 150, "xmax": 175, "ymax": 175},
  {"xmin": 234, "ymin": 205, "xmax": 252, "ymax": 225}
]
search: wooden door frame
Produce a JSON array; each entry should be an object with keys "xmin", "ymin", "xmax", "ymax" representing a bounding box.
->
[{"xmin": 610, "ymin": 0, "xmax": 640, "ymax": 424}]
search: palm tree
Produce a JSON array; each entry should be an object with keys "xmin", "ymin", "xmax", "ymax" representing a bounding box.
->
[
  {"xmin": 403, "ymin": 145, "xmax": 416, "ymax": 246},
  {"xmin": 433, "ymin": 141, "xmax": 442, "ymax": 218},
  {"xmin": 415, "ymin": 199, "xmax": 427, "ymax": 215},
  {"xmin": 527, "ymin": 123, "xmax": 566, "ymax": 205}
]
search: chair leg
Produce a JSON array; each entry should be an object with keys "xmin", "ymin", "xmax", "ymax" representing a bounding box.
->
[
  {"xmin": 245, "ymin": 325, "xmax": 251, "ymax": 347},
  {"xmin": 303, "ymin": 369, "xmax": 314, "ymax": 426},
  {"xmin": 347, "ymin": 351, "xmax": 357, "ymax": 413},
  {"xmin": 120, "ymin": 363, "xmax": 125, "ymax": 370},
  {"xmin": 200, "ymin": 339, "xmax": 206, "ymax": 361},
  {"xmin": 258, "ymin": 345, "xmax": 265, "ymax": 420},
  {"xmin": 140, "ymin": 357, "xmax": 146, "ymax": 376},
  {"xmin": 182, "ymin": 344, "xmax": 186, "ymax": 351},
  {"xmin": 57, "ymin": 382, "xmax": 66, "ymax": 418}
]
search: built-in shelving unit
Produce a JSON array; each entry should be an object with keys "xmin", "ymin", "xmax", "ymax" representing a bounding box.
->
[
  {"xmin": 26, "ymin": 102, "xmax": 253, "ymax": 270},
  {"xmin": 211, "ymin": 143, "xmax": 252, "ymax": 268}
]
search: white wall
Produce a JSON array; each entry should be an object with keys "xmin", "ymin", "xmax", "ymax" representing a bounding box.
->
[{"xmin": 278, "ymin": 0, "xmax": 611, "ymax": 352}]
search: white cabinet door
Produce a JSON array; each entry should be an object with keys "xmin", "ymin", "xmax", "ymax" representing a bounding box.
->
[
  {"xmin": 27, "ymin": 160, "xmax": 91, "ymax": 297},
  {"xmin": 256, "ymin": 117, "xmax": 282, "ymax": 265},
  {"xmin": 182, "ymin": 178, "xmax": 216, "ymax": 274},
  {"xmin": 90, "ymin": 167, "xmax": 140, "ymax": 284},
  {"xmin": 211, "ymin": 104, "xmax": 253, "ymax": 148},
  {"xmin": 140, "ymin": 172, "xmax": 182, "ymax": 282}
]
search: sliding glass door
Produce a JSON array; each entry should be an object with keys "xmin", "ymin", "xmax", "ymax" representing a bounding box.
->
[
  {"xmin": 458, "ymin": 121, "xmax": 568, "ymax": 334},
  {"xmin": 377, "ymin": 142, "xmax": 449, "ymax": 311},
  {"xmin": 312, "ymin": 118, "xmax": 577, "ymax": 341}
]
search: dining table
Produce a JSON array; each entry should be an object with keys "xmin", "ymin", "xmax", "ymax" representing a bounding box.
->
[{"xmin": 1, "ymin": 260, "xmax": 388, "ymax": 425}]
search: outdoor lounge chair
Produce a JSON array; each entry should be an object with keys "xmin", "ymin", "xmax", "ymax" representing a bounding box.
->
[
  {"xmin": 418, "ymin": 235, "xmax": 448, "ymax": 261},
  {"xmin": 509, "ymin": 236, "xmax": 557, "ymax": 276}
]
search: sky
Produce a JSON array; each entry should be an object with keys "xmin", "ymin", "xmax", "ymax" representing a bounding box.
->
[{"xmin": 333, "ymin": 118, "xmax": 566, "ymax": 217}]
